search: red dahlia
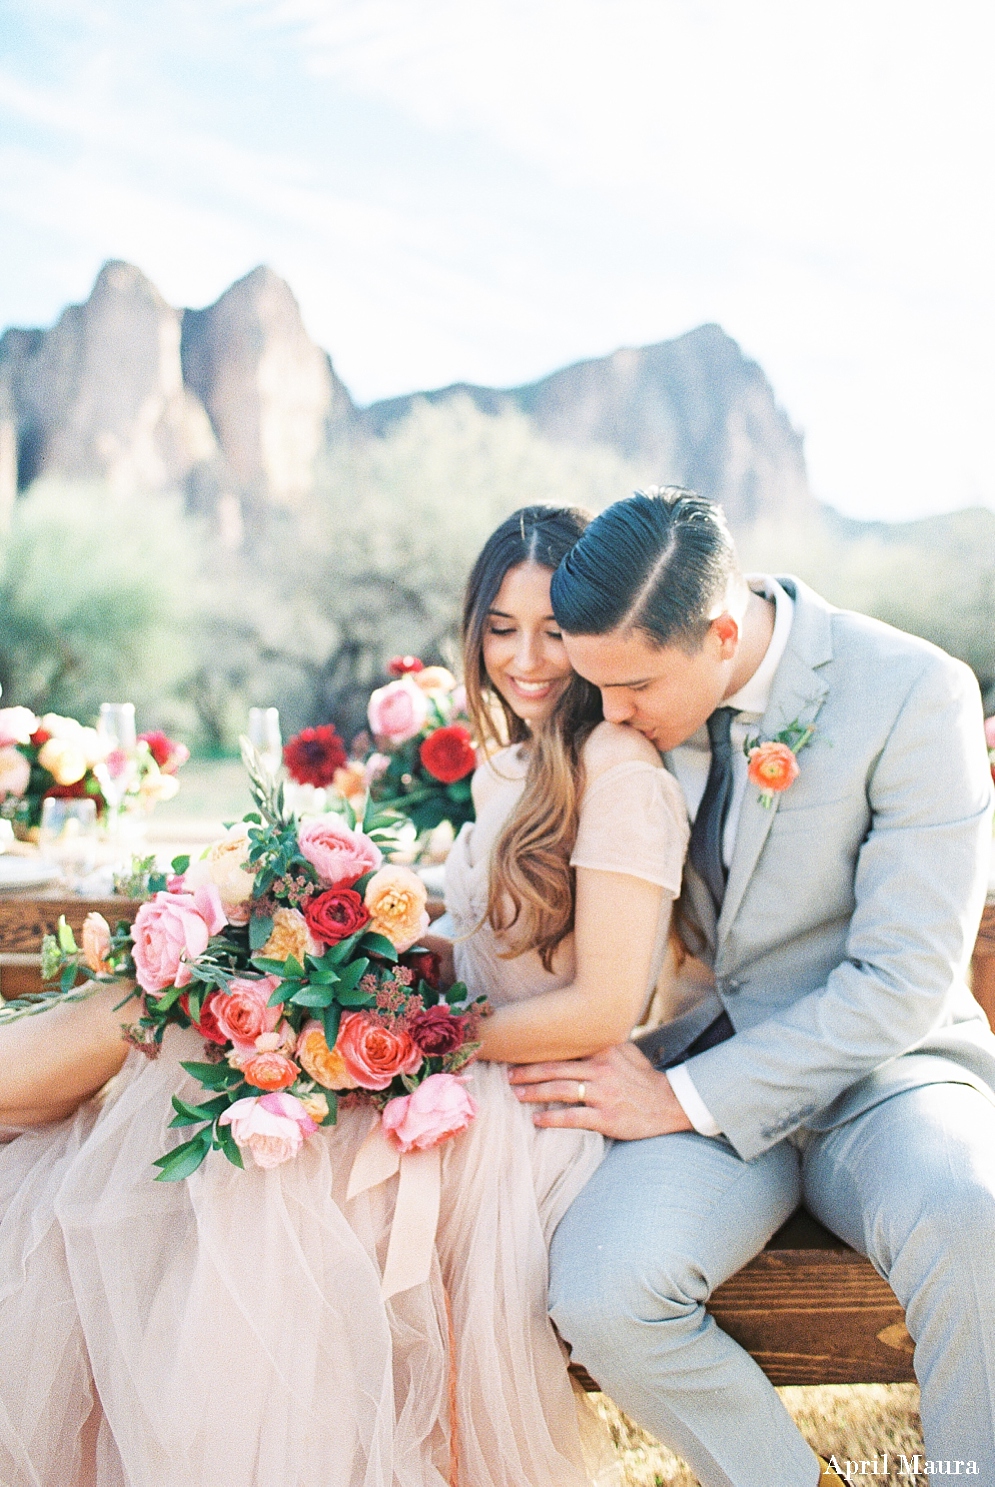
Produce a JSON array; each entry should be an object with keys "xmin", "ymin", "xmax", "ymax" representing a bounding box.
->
[
  {"xmin": 387, "ymin": 655, "xmax": 424, "ymax": 677},
  {"xmin": 419, "ymin": 725, "xmax": 476, "ymax": 784},
  {"xmin": 305, "ymin": 888, "xmax": 370, "ymax": 945},
  {"xmin": 283, "ymin": 724, "xmax": 348, "ymax": 787}
]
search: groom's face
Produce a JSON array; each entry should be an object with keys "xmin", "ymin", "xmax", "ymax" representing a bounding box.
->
[{"xmin": 563, "ymin": 618, "xmax": 738, "ymax": 753}]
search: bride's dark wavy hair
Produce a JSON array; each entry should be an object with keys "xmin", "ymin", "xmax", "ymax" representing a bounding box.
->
[{"xmin": 462, "ymin": 505, "xmax": 603, "ymax": 970}]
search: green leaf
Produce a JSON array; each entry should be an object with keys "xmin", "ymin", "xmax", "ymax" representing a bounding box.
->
[
  {"xmin": 242, "ymin": 812, "xmax": 262, "ymax": 825},
  {"xmin": 60, "ymin": 964, "xmax": 78, "ymax": 993},
  {"xmin": 216, "ymin": 1122, "xmax": 244, "ymax": 1168},
  {"xmin": 321, "ymin": 931, "xmax": 365, "ymax": 964},
  {"xmin": 57, "ymin": 916, "xmax": 78, "ymax": 954},
  {"xmin": 322, "ymin": 1003, "xmax": 342, "ymax": 1050},
  {"xmin": 360, "ymin": 932, "xmax": 398, "ymax": 962},
  {"xmin": 180, "ymin": 1059, "xmax": 243, "ymax": 1090},
  {"xmin": 319, "ymin": 1091, "xmax": 338, "ymax": 1126},
  {"xmin": 445, "ymin": 778, "xmax": 473, "ymax": 803},
  {"xmin": 334, "ymin": 957, "xmax": 370, "ymax": 994},
  {"xmin": 171, "ymin": 853, "xmax": 191, "ymax": 875},
  {"xmin": 169, "ymin": 1093, "xmax": 232, "ymax": 1127},
  {"xmin": 249, "ymin": 915, "xmax": 274, "ymax": 952},
  {"xmin": 250, "ymin": 955, "xmax": 289, "ymax": 974},
  {"xmin": 284, "ymin": 954, "xmax": 304, "ymax": 979},
  {"xmin": 445, "ymin": 980, "xmax": 471, "ymax": 1006},
  {"xmin": 147, "ymin": 871, "xmax": 168, "ymax": 895},
  {"xmin": 266, "ymin": 981, "xmax": 292, "ymax": 1008},
  {"xmin": 149, "ymin": 984, "xmax": 186, "ymax": 1013},
  {"xmin": 289, "ymin": 984, "xmax": 336, "ymax": 1008},
  {"xmin": 153, "ymin": 1128, "xmax": 212, "ymax": 1182}
]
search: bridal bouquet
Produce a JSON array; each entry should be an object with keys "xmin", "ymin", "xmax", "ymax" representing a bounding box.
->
[
  {"xmin": 363, "ymin": 655, "xmax": 476, "ymax": 836},
  {"xmin": 28, "ymin": 743, "xmax": 486, "ymax": 1180}
]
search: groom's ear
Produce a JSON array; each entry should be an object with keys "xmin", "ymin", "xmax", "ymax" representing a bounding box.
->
[{"xmin": 709, "ymin": 612, "xmax": 740, "ymax": 658}]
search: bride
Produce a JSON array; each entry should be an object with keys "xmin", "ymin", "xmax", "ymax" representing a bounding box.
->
[{"xmin": 0, "ymin": 504, "xmax": 688, "ymax": 1487}]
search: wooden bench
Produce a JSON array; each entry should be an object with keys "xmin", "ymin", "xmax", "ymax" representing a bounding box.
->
[{"xmin": 3, "ymin": 891, "xmax": 993, "ymax": 1389}]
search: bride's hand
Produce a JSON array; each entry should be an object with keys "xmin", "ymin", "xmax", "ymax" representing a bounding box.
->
[{"xmin": 508, "ymin": 1042, "xmax": 694, "ymax": 1140}]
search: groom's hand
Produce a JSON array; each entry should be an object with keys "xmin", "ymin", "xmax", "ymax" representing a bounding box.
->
[{"xmin": 508, "ymin": 1042, "xmax": 694, "ymax": 1140}]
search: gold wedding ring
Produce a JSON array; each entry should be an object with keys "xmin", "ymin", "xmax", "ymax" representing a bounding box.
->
[{"xmin": 576, "ymin": 1082, "xmax": 586, "ymax": 1104}]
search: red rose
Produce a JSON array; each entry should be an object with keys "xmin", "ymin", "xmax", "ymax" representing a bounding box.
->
[
  {"xmin": 387, "ymin": 655, "xmax": 424, "ymax": 676},
  {"xmin": 304, "ymin": 888, "xmax": 370, "ymax": 945},
  {"xmin": 139, "ymin": 730, "xmax": 190, "ymax": 774},
  {"xmin": 29, "ymin": 728, "xmax": 52, "ymax": 746},
  {"xmin": 408, "ymin": 1005, "xmax": 468, "ymax": 1056},
  {"xmin": 283, "ymin": 724, "xmax": 348, "ymax": 787},
  {"xmin": 400, "ymin": 948, "xmax": 442, "ymax": 990},
  {"xmin": 419, "ymin": 725, "xmax": 476, "ymax": 785},
  {"xmin": 179, "ymin": 989, "xmax": 227, "ymax": 1045}
]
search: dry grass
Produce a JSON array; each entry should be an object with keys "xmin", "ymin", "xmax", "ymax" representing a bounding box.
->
[{"xmin": 599, "ymin": 1385, "xmax": 927, "ymax": 1485}]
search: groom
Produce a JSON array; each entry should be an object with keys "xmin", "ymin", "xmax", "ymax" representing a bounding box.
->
[{"xmin": 510, "ymin": 489, "xmax": 995, "ymax": 1485}]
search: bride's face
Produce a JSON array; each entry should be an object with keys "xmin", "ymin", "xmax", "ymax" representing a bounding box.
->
[{"xmin": 482, "ymin": 561, "xmax": 575, "ymax": 725}]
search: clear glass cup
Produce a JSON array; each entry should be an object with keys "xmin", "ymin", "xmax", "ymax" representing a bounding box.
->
[
  {"xmin": 248, "ymin": 707, "xmax": 282, "ymax": 773},
  {"xmin": 38, "ymin": 797, "xmax": 99, "ymax": 890},
  {"xmin": 95, "ymin": 703, "xmax": 139, "ymax": 813}
]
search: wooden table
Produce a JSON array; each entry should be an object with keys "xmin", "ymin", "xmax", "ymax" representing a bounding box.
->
[{"xmin": 0, "ymin": 891, "xmax": 143, "ymax": 999}]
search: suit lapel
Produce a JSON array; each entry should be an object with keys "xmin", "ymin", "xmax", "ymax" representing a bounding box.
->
[{"xmin": 715, "ymin": 580, "xmax": 833, "ymax": 954}]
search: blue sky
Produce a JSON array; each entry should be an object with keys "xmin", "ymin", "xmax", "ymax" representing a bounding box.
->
[{"xmin": 1, "ymin": 0, "xmax": 993, "ymax": 520}]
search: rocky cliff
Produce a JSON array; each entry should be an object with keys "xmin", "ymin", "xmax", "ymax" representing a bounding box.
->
[
  {"xmin": 363, "ymin": 325, "xmax": 812, "ymax": 528},
  {"xmin": 0, "ymin": 261, "xmax": 812, "ymax": 536}
]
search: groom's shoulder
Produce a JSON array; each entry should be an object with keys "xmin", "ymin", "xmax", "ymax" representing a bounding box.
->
[{"xmin": 783, "ymin": 575, "xmax": 975, "ymax": 695}]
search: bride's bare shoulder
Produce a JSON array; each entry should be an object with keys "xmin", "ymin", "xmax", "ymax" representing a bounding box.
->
[{"xmin": 581, "ymin": 721, "xmax": 661, "ymax": 782}]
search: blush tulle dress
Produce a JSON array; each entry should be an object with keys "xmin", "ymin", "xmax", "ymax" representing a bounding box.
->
[{"xmin": 0, "ymin": 748, "xmax": 687, "ymax": 1487}]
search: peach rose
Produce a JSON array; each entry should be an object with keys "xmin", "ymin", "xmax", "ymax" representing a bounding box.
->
[
  {"xmin": 746, "ymin": 741, "xmax": 800, "ymax": 795},
  {"xmin": 259, "ymin": 906, "xmax": 321, "ymax": 964},
  {"xmin": 241, "ymin": 1050, "xmax": 299, "ymax": 1092},
  {"xmin": 131, "ymin": 886, "xmax": 228, "ymax": 993},
  {"xmin": 332, "ymin": 762, "xmax": 367, "ymax": 804},
  {"xmin": 298, "ymin": 816, "xmax": 382, "ymax": 887},
  {"xmin": 184, "ymin": 824, "xmax": 256, "ymax": 925},
  {"xmin": 381, "ymin": 1073, "xmax": 477, "ymax": 1153},
  {"xmin": 37, "ymin": 736, "xmax": 88, "ymax": 786},
  {"xmin": 334, "ymin": 1011, "xmax": 422, "ymax": 1090},
  {"xmin": 364, "ymin": 866, "xmax": 430, "ymax": 953},
  {"xmin": 212, "ymin": 975, "xmax": 283, "ymax": 1052},
  {"xmin": 367, "ymin": 677, "xmax": 429, "ymax": 745},
  {"xmin": 299, "ymin": 1091, "xmax": 330, "ymax": 1124},
  {"xmin": 0, "ymin": 707, "xmax": 38, "ymax": 747},
  {"xmin": 0, "ymin": 745, "xmax": 30, "ymax": 799},
  {"xmin": 81, "ymin": 912, "xmax": 113, "ymax": 975},
  {"xmin": 219, "ymin": 1092, "xmax": 317, "ymax": 1169},
  {"xmin": 412, "ymin": 666, "xmax": 456, "ymax": 696},
  {"xmin": 297, "ymin": 1019, "xmax": 353, "ymax": 1089}
]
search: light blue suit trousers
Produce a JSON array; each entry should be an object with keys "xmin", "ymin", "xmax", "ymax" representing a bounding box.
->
[{"xmin": 549, "ymin": 1081, "xmax": 995, "ymax": 1487}]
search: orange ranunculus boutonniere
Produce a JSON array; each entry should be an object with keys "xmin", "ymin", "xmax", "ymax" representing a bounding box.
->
[{"xmin": 745, "ymin": 720, "xmax": 815, "ymax": 808}]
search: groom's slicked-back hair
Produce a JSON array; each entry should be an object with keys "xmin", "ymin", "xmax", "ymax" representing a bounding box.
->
[{"xmin": 550, "ymin": 486, "xmax": 738, "ymax": 651}]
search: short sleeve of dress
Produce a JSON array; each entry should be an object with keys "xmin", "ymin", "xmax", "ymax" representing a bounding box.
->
[{"xmin": 570, "ymin": 760, "xmax": 689, "ymax": 898}]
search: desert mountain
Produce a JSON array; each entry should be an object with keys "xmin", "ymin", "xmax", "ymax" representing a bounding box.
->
[{"xmin": 0, "ymin": 260, "xmax": 811, "ymax": 535}]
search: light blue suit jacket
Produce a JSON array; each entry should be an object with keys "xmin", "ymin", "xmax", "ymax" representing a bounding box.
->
[{"xmin": 666, "ymin": 577, "xmax": 995, "ymax": 1162}]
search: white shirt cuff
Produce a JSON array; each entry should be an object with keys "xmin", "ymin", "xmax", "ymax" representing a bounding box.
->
[{"xmin": 667, "ymin": 1063, "xmax": 723, "ymax": 1138}]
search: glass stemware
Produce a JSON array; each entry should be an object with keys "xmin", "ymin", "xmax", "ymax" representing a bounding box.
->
[
  {"xmin": 94, "ymin": 703, "xmax": 139, "ymax": 814},
  {"xmin": 248, "ymin": 707, "xmax": 282, "ymax": 775},
  {"xmin": 38, "ymin": 798, "xmax": 99, "ymax": 890}
]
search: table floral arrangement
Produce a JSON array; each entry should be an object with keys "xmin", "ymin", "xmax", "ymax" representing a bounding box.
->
[
  {"xmin": 9, "ymin": 742, "xmax": 486, "ymax": 1192},
  {"xmin": 362, "ymin": 655, "xmax": 476, "ymax": 837},
  {"xmin": 0, "ymin": 706, "xmax": 188, "ymax": 835}
]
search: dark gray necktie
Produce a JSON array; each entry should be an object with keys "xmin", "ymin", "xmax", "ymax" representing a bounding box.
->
[{"xmin": 688, "ymin": 707, "xmax": 736, "ymax": 914}]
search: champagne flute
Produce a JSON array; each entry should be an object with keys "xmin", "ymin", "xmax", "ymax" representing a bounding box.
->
[
  {"xmin": 38, "ymin": 798, "xmax": 99, "ymax": 890},
  {"xmin": 95, "ymin": 703, "xmax": 139, "ymax": 813},
  {"xmin": 248, "ymin": 708, "xmax": 282, "ymax": 775}
]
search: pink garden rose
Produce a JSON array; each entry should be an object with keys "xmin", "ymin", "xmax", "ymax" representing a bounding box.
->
[
  {"xmin": 985, "ymin": 716, "xmax": 995, "ymax": 750},
  {"xmin": 130, "ymin": 886, "xmax": 228, "ymax": 993},
  {"xmin": 298, "ymin": 816, "xmax": 382, "ymax": 887},
  {"xmin": 211, "ymin": 975, "xmax": 283, "ymax": 1052},
  {"xmin": 219, "ymin": 1092, "xmax": 317, "ymax": 1169},
  {"xmin": 367, "ymin": 677, "xmax": 429, "ymax": 746},
  {"xmin": 381, "ymin": 1073, "xmax": 478, "ymax": 1153},
  {"xmin": 0, "ymin": 745, "xmax": 31, "ymax": 799},
  {"xmin": 0, "ymin": 707, "xmax": 38, "ymax": 747}
]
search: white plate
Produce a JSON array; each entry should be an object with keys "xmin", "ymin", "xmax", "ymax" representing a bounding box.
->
[{"xmin": 0, "ymin": 857, "xmax": 61, "ymax": 890}]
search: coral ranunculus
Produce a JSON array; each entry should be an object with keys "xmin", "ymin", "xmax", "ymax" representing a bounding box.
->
[
  {"xmin": 241, "ymin": 1050, "xmax": 300, "ymax": 1091},
  {"xmin": 419, "ymin": 725, "xmax": 476, "ymax": 784},
  {"xmin": 283, "ymin": 724, "xmax": 348, "ymax": 787},
  {"xmin": 746, "ymin": 741, "xmax": 800, "ymax": 795},
  {"xmin": 304, "ymin": 888, "xmax": 370, "ymax": 945},
  {"xmin": 364, "ymin": 866, "xmax": 430, "ymax": 953},
  {"xmin": 334, "ymin": 1011, "xmax": 422, "ymax": 1090},
  {"xmin": 381, "ymin": 1073, "xmax": 477, "ymax": 1153}
]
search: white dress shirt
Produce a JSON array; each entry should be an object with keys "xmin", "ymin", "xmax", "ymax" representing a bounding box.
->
[{"xmin": 666, "ymin": 577, "xmax": 795, "ymax": 1136}]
